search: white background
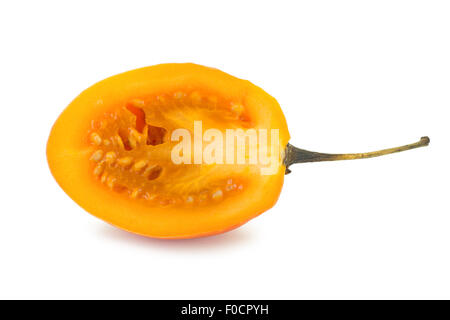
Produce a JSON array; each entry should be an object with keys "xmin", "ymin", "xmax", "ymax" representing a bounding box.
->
[{"xmin": 1, "ymin": 0, "xmax": 449, "ymax": 299}]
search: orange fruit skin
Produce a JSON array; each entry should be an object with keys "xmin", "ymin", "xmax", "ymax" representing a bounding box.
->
[{"xmin": 47, "ymin": 63, "xmax": 290, "ymax": 239}]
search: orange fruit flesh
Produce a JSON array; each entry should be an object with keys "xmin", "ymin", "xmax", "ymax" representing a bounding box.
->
[{"xmin": 86, "ymin": 91, "xmax": 252, "ymax": 207}]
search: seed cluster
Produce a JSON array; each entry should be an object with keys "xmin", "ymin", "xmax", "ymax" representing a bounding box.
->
[{"xmin": 87, "ymin": 93, "xmax": 247, "ymax": 206}]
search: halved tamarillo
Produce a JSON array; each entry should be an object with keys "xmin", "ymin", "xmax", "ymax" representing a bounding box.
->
[{"xmin": 46, "ymin": 63, "xmax": 430, "ymax": 239}]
